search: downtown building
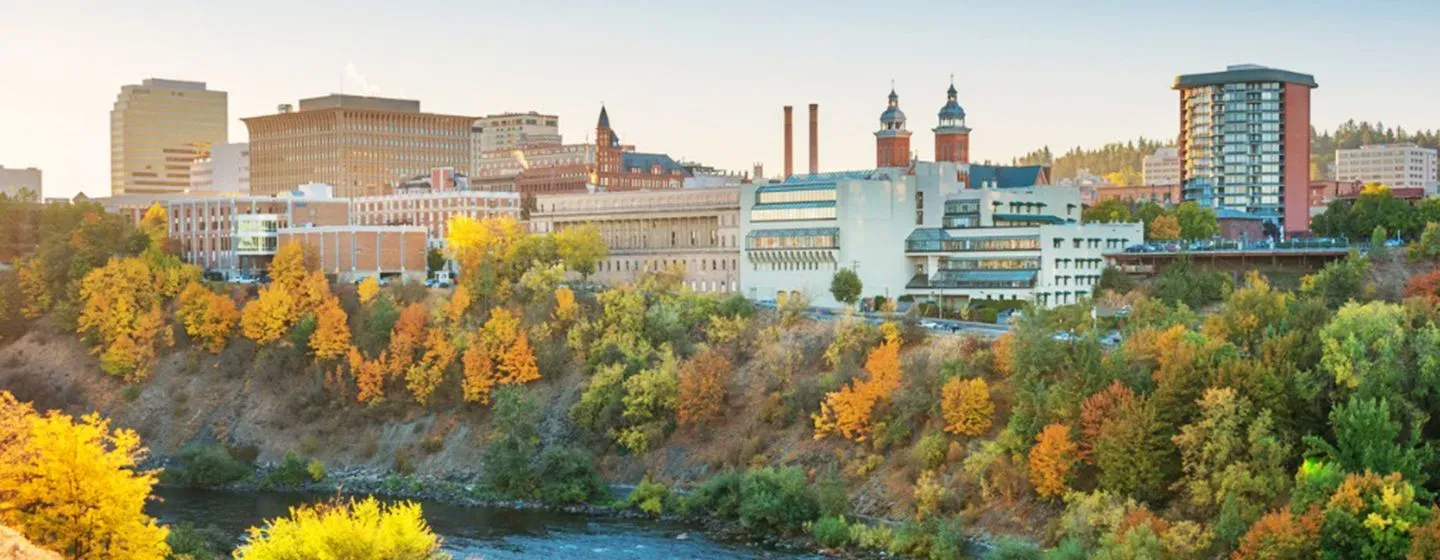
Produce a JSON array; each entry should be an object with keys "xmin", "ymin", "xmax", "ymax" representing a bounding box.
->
[
  {"xmin": 1174, "ymin": 64, "xmax": 1317, "ymax": 235},
  {"xmin": 0, "ymin": 165, "xmax": 42, "ymax": 200},
  {"xmin": 1335, "ymin": 143, "xmax": 1438, "ymax": 190},
  {"xmin": 111, "ymin": 79, "xmax": 228, "ymax": 196},
  {"xmin": 244, "ymin": 95, "xmax": 472, "ymax": 198},
  {"xmin": 740, "ymin": 85, "xmax": 1140, "ymax": 309}
]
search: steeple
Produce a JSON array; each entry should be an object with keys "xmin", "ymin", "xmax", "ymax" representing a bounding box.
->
[
  {"xmin": 934, "ymin": 78, "xmax": 971, "ymax": 165},
  {"xmin": 875, "ymin": 84, "xmax": 913, "ymax": 168},
  {"xmin": 597, "ymin": 104, "xmax": 611, "ymax": 129}
]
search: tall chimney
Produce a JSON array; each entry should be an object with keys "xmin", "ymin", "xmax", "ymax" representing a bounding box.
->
[
  {"xmin": 808, "ymin": 104, "xmax": 819, "ymax": 174},
  {"xmin": 783, "ymin": 106, "xmax": 794, "ymax": 178}
]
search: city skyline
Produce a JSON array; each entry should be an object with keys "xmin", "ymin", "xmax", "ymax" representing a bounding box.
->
[{"xmin": 4, "ymin": 0, "xmax": 1439, "ymax": 199}]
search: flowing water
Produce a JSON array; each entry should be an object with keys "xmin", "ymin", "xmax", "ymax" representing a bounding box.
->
[{"xmin": 149, "ymin": 487, "xmax": 819, "ymax": 559}]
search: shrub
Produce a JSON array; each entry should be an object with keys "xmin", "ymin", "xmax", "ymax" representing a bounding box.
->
[
  {"xmin": 232, "ymin": 497, "xmax": 444, "ymax": 559},
  {"xmin": 814, "ymin": 471, "xmax": 849, "ymax": 517},
  {"xmin": 985, "ymin": 537, "xmax": 1043, "ymax": 560},
  {"xmin": 394, "ymin": 450, "xmax": 415, "ymax": 475},
  {"xmin": 682, "ymin": 470, "xmax": 744, "ymax": 519},
  {"xmin": 912, "ymin": 431, "xmax": 950, "ymax": 470},
  {"xmin": 538, "ymin": 448, "xmax": 607, "ymax": 505},
  {"xmin": 930, "ymin": 516, "xmax": 968, "ymax": 560},
  {"xmin": 739, "ymin": 466, "xmax": 820, "ymax": 535},
  {"xmin": 850, "ymin": 523, "xmax": 895, "ymax": 551},
  {"xmin": 164, "ymin": 443, "xmax": 253, "ymax": 488},
  {"xmin": 167, "ymin": 523, "xmax": 222, "ymax": 560},
  {"xmin": 812, "ymin": 516, "xmax": 852, "ymax": 548},
  {"xmin": 260, "ymin": 452, "xmax": 311, "ymax": 489},
  {"xmin": 626, "ymin": 476, "xmax": 670, "ymax": 516},
  {"xmin": 888, "ymin": 520, "xmax": 934, "ymax": 557},
  {"xmin": 306, "ymin": 458, "xmax": 326, "ymax": 482}
]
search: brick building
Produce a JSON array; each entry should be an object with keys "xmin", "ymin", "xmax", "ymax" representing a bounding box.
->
[
  {"xmin": 279, "ymin": 226, "xmax": 427, "ymax": 283},
  {"xmin": 349, "ymin": 187, "xmax": 522, "ymax": 247},
  {"xmin": 593, "ymin": 106, "xmax": 690, "ymax": 191}
]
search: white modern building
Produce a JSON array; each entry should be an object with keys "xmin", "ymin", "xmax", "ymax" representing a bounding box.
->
[
  {"xmin": 1336, "ymin": 143, "xmax": 1438, "ymax": 189},
  {"xmin": 1142, "ymin": 147, "xmax": 1181, "ymax": 186},
  {"xmin": 190, "ymin": 142, "xmax": 250, "ymax": 193},
  {"xmin": 739, "ymin": 163, "xmax": 1141, "ymax": 309},
  {"xmin": 0, "ymin": 166, "xmax": 42, "ymax": 200}
]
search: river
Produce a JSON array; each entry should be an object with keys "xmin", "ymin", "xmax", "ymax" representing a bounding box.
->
[{"xmin": 148, "ymin": 487, "xmax": 820, "ymax": 559}]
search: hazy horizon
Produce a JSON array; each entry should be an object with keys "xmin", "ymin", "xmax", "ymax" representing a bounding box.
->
[{"xmin": 4, "ymin": 0, "xmax": 1437, "ymax": 198}]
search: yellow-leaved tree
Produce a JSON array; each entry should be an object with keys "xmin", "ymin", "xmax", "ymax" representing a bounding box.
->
[
  {"xmin": 0, "ymin": 392, "xmax": 170, "ymax": 559},
  {"xmin": 294, "ymin": 269, "xmax": 332, "ymax": 320},
  {"xmin": 268, "ymin": 241, "xmax": 312, "ymax": 294},
  {"xmin": 445, "ymin": 287, "xmax": 471, "ymax": 326},
  {"xmin": 357, "ymin": 276, "xmax": 380, "ymax": 305},
  {"xmin": 553, "ymin": 285, "xmax": 578, "ymax": 323},
  {"xmin": 241, "ymin": 284, "xmax": 296, "ymax": 345},
  {"xmin": 941, "ymin": 376, "xmax": 994, "ymax": 436},
  {"xmin": 554, "ymin": 223, "xmax": 608, "ymax": 280},
  {"xmin": 138, "ymin": 203, "xmax": 168, "ymax": 250},
  {"xmin": 177, "ymin": 281, "xmax": 238, "ymax": 353},
  {"xmin": 347, "ymin": 347, "xmax": 388, "ymax": 404},
  {"xmin": 233, "ymin": 497, "xmax": 448, "ymax": 560},
  {"xmin": 446, "ymin": 215, "xmax": 525, "ymax": 304},
  {"xmin": 309, "ymin": 295, "xmax": 351, "ymax": 361},
  {"xmin": 1028, "ymin": 422, "xmax": 1079, "ymax": 498},
  {"xmin": 406, "ymin": 327, "xmax": 456, "ymax": 405},
  {"xmin": 460, "ymin": 338, "xmax": 497, "ymax": 404},
  {"xmin": 498, "ymin": 331, "xmax": 539, "ymax": 385},
  {"xmin": 76, "ymin": 257, "xmax": 175, "ymax": 380},
  {"xmin": 17, "ymin": 258, "xmax": 52, "ymax": 319}
]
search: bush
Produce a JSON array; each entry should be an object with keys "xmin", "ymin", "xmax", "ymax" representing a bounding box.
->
[
  {"xmin": 814, "ymin": 471, "xmax": 849, "ymax": 517},
  {"xmin": 888, "ymin": 520, "xmax": 934, "ymax": 557},
  {"xmin": 288, "ymin": 313, "xmax": 317, "ymax": 352},
  {"xmin": 682, "ymin": 470, "xmax": 744, "ymax": 519},
  {"xmin": 163, "ymin": 443, "xmax": 252, "ymax": 488},
  {"xmin": 538, "ymin": 448, "xmax": 607, "ymax": 505},
  {"xmin": 912, "ymin": 432, "xmax": 950, "ymax": 470},
  {"xmin": 812, "ymin": 516, "xmax": 852, "ymax": 548},
  {"xmin": 166, "ymin": 523, "xmax": 222, "ymax": 560},
  {"xmin": 985, "ymin": 537, "xmax": 1043, "ymax": 560},
  {"xmin": 484, "ymin": 387, "xmax": 542, "ymax": 498},
  {"xmin": 626, "ymin": 476, "xmax": 670, "ymax": 516},
  {"xmin": 739, "ymin": 466, "xmax": 819, "ymax": 535},
  {"xmin": 260, "ymin": 452, "xmax": 311, "ymax": 489},
  {"xmin": 930, "ymin": 516, "xmax": 968, "ymax": 560},
  {"xmin": 306, "ymin": 458, "xmax": 326, "ymax": 482},
  {"xmin": 394, "ymin": 450, "xmax": 415, "ymax": 475},
  {"xmin": 850, "ymin": 523, "xmax": 895, "ymax": 551}
]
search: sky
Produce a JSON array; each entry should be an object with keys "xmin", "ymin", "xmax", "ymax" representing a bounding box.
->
[{"xmin": 2, "ymin": 0, "xmax": 1438, "ymax": 199}]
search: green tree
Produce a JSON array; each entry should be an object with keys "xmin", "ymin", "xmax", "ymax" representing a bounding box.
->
[
  {"xmin": 1171, "ymin": 388, "xmax": 1291, "ymax": 525},
  {"xmin": 1094, "ymin": 398, "xmax": 1170, "ymax": 502},
  {"xmin": 1174, "ymin": 201, "xmax": 1218, "ymax": 241},
  {"xmin": 1305, "ymin": 396, "xmax": 1434, "ymax": 486},
  {"xmin": 483, "ymin": 387, "xmax": 542, "ymax": 497},
  {"xmin": 426, "ymin": 248, "xmax": 446, "ymax": 273},
  {"xmin": 1083, "ymin": 199, "xmax": 1133, "ymax": 224},
  {"xmin": 555, "ymin": 224, "xmax": 608, "ymax": 279},
  {"xmin": 1151, "ymin": 257, "xmax": 1232, "ymax": 309},
  {"xmin": 830, "ymin": 268, "xmax": 862, "ymax": 306},
  {"xmin": 1300, "ymin": 252, "xmax": 1369, "ymax": 308}
]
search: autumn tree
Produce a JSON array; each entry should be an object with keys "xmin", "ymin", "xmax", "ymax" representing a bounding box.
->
[
  {"xmin": 1093, "ymin": 398, "xmax": 1170, "ymax": 502},
  {"xmin": 461, "ymin": 341, "xmax": 497, "ymax": 404},
  {"xmin": 554, "ymin": 223, "xmax": 608, "ymax": 279},
  {"xmin": 347, "ymin": 347, "xmax": 388, "ymax": 404},
  {"xmin": 1149, "ymin": 214, "xmax": 1181, "ymax": 241},
  {"xmin": 268, "ymin": 241, "xmax": 313, "ymax": 293},
  {"xmin": 941, "ymin": 376, "xmax": 994, "ymax": 437},
  {"xmin": 233, "ymin": 497, "xmax": 447, "ymax": 560},
  {"xmin": 309, "ymin": 295, "xmax": 351, "ymax": 361},
  {"xmin": 813, "ymin": 335, "xmax": 903, "ymax": 441},
  {"xmin": 1029, "ymin": 423, "xmax": 1079, "ymax": 498},
  {"xmin": 1171, "ymin": 388, "xmax": 1291, "ymax": 523},
  {"xmin": 0, "ymin": 394, "xmax": 170, "ymax": 559},
  {"xmin": 406, "ymin": 327, "xmax": 456, "ymax": 405},
  {"xmin": 177, "ymin": 281, "xmax": 238, "ymax": 353},
  {"xmin": 498, "ymin": 332, "xmax": 539, "ymax": 386},
  {"xmin": 1318, "ymin": 472, "xmax": 1430, "ymax": 558},
  {"xmin": 241, "ymin": 284, "xmax": 296, "ymax": 345},
  {"xmin": 138, "ymin": 203, "xmax": 168, "ymax": 250},
  {"xmin": 553, "ymin": 286, "xmax": 579, "ymax": 323},
  {"xmin": 385, "ymin": 303, "xmax": 429, "ymax": 377},
  {"xmin": 357, "ymin": 276, "xmax": 380, "ymax": 304},
  {"xmin": 676, "ymin": 350, "xmax": 732, "ymax": 428},
  {"xmin": 615, "ymin": 348, "xmax": 680, "ymax": 453},
  {"xmin": 1232, "ymin": 509, "xmax": 1321, "ymax": 560},
  {"xmin": 1079, "ymin": 381, "xmax": 1137, "ymax": 462},
  {"xmin": 447, "ymin": 215, "xmax": 525, "ymax": 305},
  {"xmin": 76, "ymin": 257, "xmax": 177, "ymax": 380},
  {"xmin": 445, "ymin": 287, "xmax": 471, "ymax": 326}
]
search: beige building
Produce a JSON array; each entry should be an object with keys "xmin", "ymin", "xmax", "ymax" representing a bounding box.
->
[
  {"xmin": 111, "ymin": 79, "xmax": 228, "ymax": 196},
  {"xmin": 0, "ymin": 166, "xmax": 42, "ymax": 199},
  {"xmin": 1336, "ymin": 143, "xmax": 1439, "ymax": 189},
  {"xmin": 530, "ymin": 188, "xmax": 741, "ymax": 293},
  {"xmin": 471, "ymin": 143, "xmax": 596, "ymax": 192},
  {"xmin": 1142, "ymin": 147, "xmax": 1181, "ymax": 186},
  {"xmin": 350, "ymin": 189, "xmax": 523, "ymax": 247},
  {"xmin": 243, "ymin": 95, "xmax": 472, "ymax": 198},
  {"xmin": 471, "ymin": 112, "xmax": 561, "ymax": 157},
  {"xmin": 165, "ymin": 184, "xmax": 351, "ymax": 276}
]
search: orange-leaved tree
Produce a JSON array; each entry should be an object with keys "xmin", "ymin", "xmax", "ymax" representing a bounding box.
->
[
  {"xmin": 676, "ymin": 349, "xmax": 731, "ymax": 428},
  {"xmin": 461, "ymin": 337, "xmax": 497, "ymax": 404},
  {"xmin": 347, "ymin": 347, "xmax": 388, "ymax": 404},
  {"xmin": 309, "ymin": 295, "xmax": 351, "ymax": 361},
  {"xmin": 941, "ymin": 376, "xmax": 993, "ymax": 436},
  {"xmin": 813, "ymin": 333, "xmax": 904, "ymax": 441},
  {"xmin": 385, "ymin": 303, "xmax": 429, "ymax": 377},
  {"xmin": 445, "ymin": 287, "xmax": 471, "ymax": 326},
  {"xmin": 1232, "ymin": 508, "xmax": 1321, "ymax": 560},
  {"xmin": 1028, "ymin": 422, "xmax": 1079, "ymax": 498},
  {"xmin": 498, "ymin": 332, "xmax": 539, "ymax": 385},
  {"xmin": 1079, "ymin": 380, "xmax": 1137, "ymax": 462},
  {"xmin": 0, "ymin": 392, "xmax": 170, "ymax": 559},
  {"xmin": 177, "ymin": 281, "xmax": 238, "ymax": 353}
]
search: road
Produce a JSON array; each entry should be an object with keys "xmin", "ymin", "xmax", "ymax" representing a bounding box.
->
[{"xmin": 799, "ymin": 307, "xmax": 1012, "ymax": 338}]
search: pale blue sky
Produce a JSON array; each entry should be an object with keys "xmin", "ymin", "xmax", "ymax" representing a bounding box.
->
[{"xmin": 3, "ymin": 0, "xmax": 1437, "ymax": 198}]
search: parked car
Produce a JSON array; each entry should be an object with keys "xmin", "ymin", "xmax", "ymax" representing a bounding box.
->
[
  {"xmin": 1100, "ymin": 330, "xmax": 1123, "ymax": 346},
  {"xmin": 1052, "ymin": 331, "xmax": 1076, "ymax": 342}
]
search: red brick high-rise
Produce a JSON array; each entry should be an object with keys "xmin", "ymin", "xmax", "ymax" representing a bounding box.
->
[
  {"xmin": 933, "ymin": 82, "xmax": 970, "ymax": 165},
  {"xmin": 874, "ymin": 88, "xmax": 912, "ymax": 168}
]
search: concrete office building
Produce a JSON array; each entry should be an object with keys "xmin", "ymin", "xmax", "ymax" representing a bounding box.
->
[
  {"xmin": 0, "ymin": 166, "xmax": 42, "ymax": 199},
  {"xmin": 111, "ymin": 79, "xmax": 227, "ymax": 196},
  {"xmin": 1174, "ymin": 64, "xmax": 1317, "ymax": 234},
  {"xmin": 244, "ymin": 95, "xmax": 472, "ymax": 198},
  {"xmin": 1143, "ymin": 147, "xmax": 1181, "ymax": 186},
  {"xmin": 529, "ymin": 187, "xmax": 740, "ymax": 293},
  {"xmin": 470, "ymin": 112, "xmax": 561, "ymax": 158},
  {"xmin": 190, "ymin": 142, "xmax": 250, "ymax": 193},
  {"xmin": 1336, "ymin": 143, "xmax": 1438, "ymax": 189}
]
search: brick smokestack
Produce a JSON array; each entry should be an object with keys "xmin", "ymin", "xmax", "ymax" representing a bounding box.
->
[
  {"xmin": 808, "ymin": 103, "xmax": 818, "ymax": 174},
  {"xmin": 783, "ymin": 106, "xmax": 794, "ymax": 178}
]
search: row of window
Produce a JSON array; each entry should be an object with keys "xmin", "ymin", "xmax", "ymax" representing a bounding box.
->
[
  {"xmin": 908, "ymin": 236, "xmax": 1041, "ymax": 253},
  {"xmin": 750, "ymin": 206, "xmax": 837, "ymax": 222},
  {"xmin": 747, "ymin": 233, "xmax": 838, "ymax": 250},
  {"xmin": 598, "ymin": 257, "xmax": 738, "ymax": 274},
  {"xmin": 756, "ymin": 188, "xmax": 836, "ymax": 205},
  {"xmin": 939, "ymin": 257, "xmax": 1039, "ymax": 271},
  {"xmin": 1054, "ymin": 257, "xmax": 1104, "ymax": 269},
  {"xmin": 1052, "ymin": 238, "xmax": 1128, "ymax": 250}
]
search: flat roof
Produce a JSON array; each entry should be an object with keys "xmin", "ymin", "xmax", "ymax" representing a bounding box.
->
[{"xmin": 1174, "ymin": 65, "xmax": 1317, "ymax": 89}]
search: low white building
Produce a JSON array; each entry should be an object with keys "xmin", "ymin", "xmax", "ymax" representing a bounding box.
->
[
  {"xmin": 1336, "ymin": 143, "xmax": 1438, "ymax": 190},
  {"xmin": 740, "ymin": 162, "xmax": 1142, "ymax": 309},
  {"xmin": 190, "ymin": 142, "xmax": 250, "ymax": 193}
]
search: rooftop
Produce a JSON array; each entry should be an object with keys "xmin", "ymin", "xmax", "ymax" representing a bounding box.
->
[
  {"xmin": 297, "ymin": 94, "xmax": 422, "ymax": 113},
  {"xmin": 1174, "ymin": 64, "xmax": 1317, "ymax": 89},
  {"xmin": 967, "ymin": 165, "xmax": 1048, "ymax": 189}
]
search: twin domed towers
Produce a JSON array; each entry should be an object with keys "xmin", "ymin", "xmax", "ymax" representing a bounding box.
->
[{"xmin": 875, "ymin": 81, "xmax": 971, "ymax": 168}]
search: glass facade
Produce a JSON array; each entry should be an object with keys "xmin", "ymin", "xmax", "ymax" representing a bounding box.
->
[
  {"xmin": 746, "ymin": 228, "xmax": 839, "ymax": 250},
  {"xmin": 749, "ymin": 201, "xmax": 837, "ymax": 222},
  {"xmin": 907, "ymin": 234, "xmax": 1039, "ymax": 253},
  {"xmin": 1181, "ymin": 81, "xmax": 1285, "ymax": 222},
  {"xmin": 234, "ymin": 214, "xmax": 279, "ymax": 254},
  {"xmin": 939, "ymin": 257, "xmax": 1040, "ymax": 270}
]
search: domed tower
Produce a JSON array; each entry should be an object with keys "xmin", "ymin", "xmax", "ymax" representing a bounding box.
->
[
  {"xmin": 874, "ymin": 87, "xmax": 912, "ymax": 168},
  {"xmin": 933, "ymin": 80, "xmax": 971, "ymax": 164}
]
